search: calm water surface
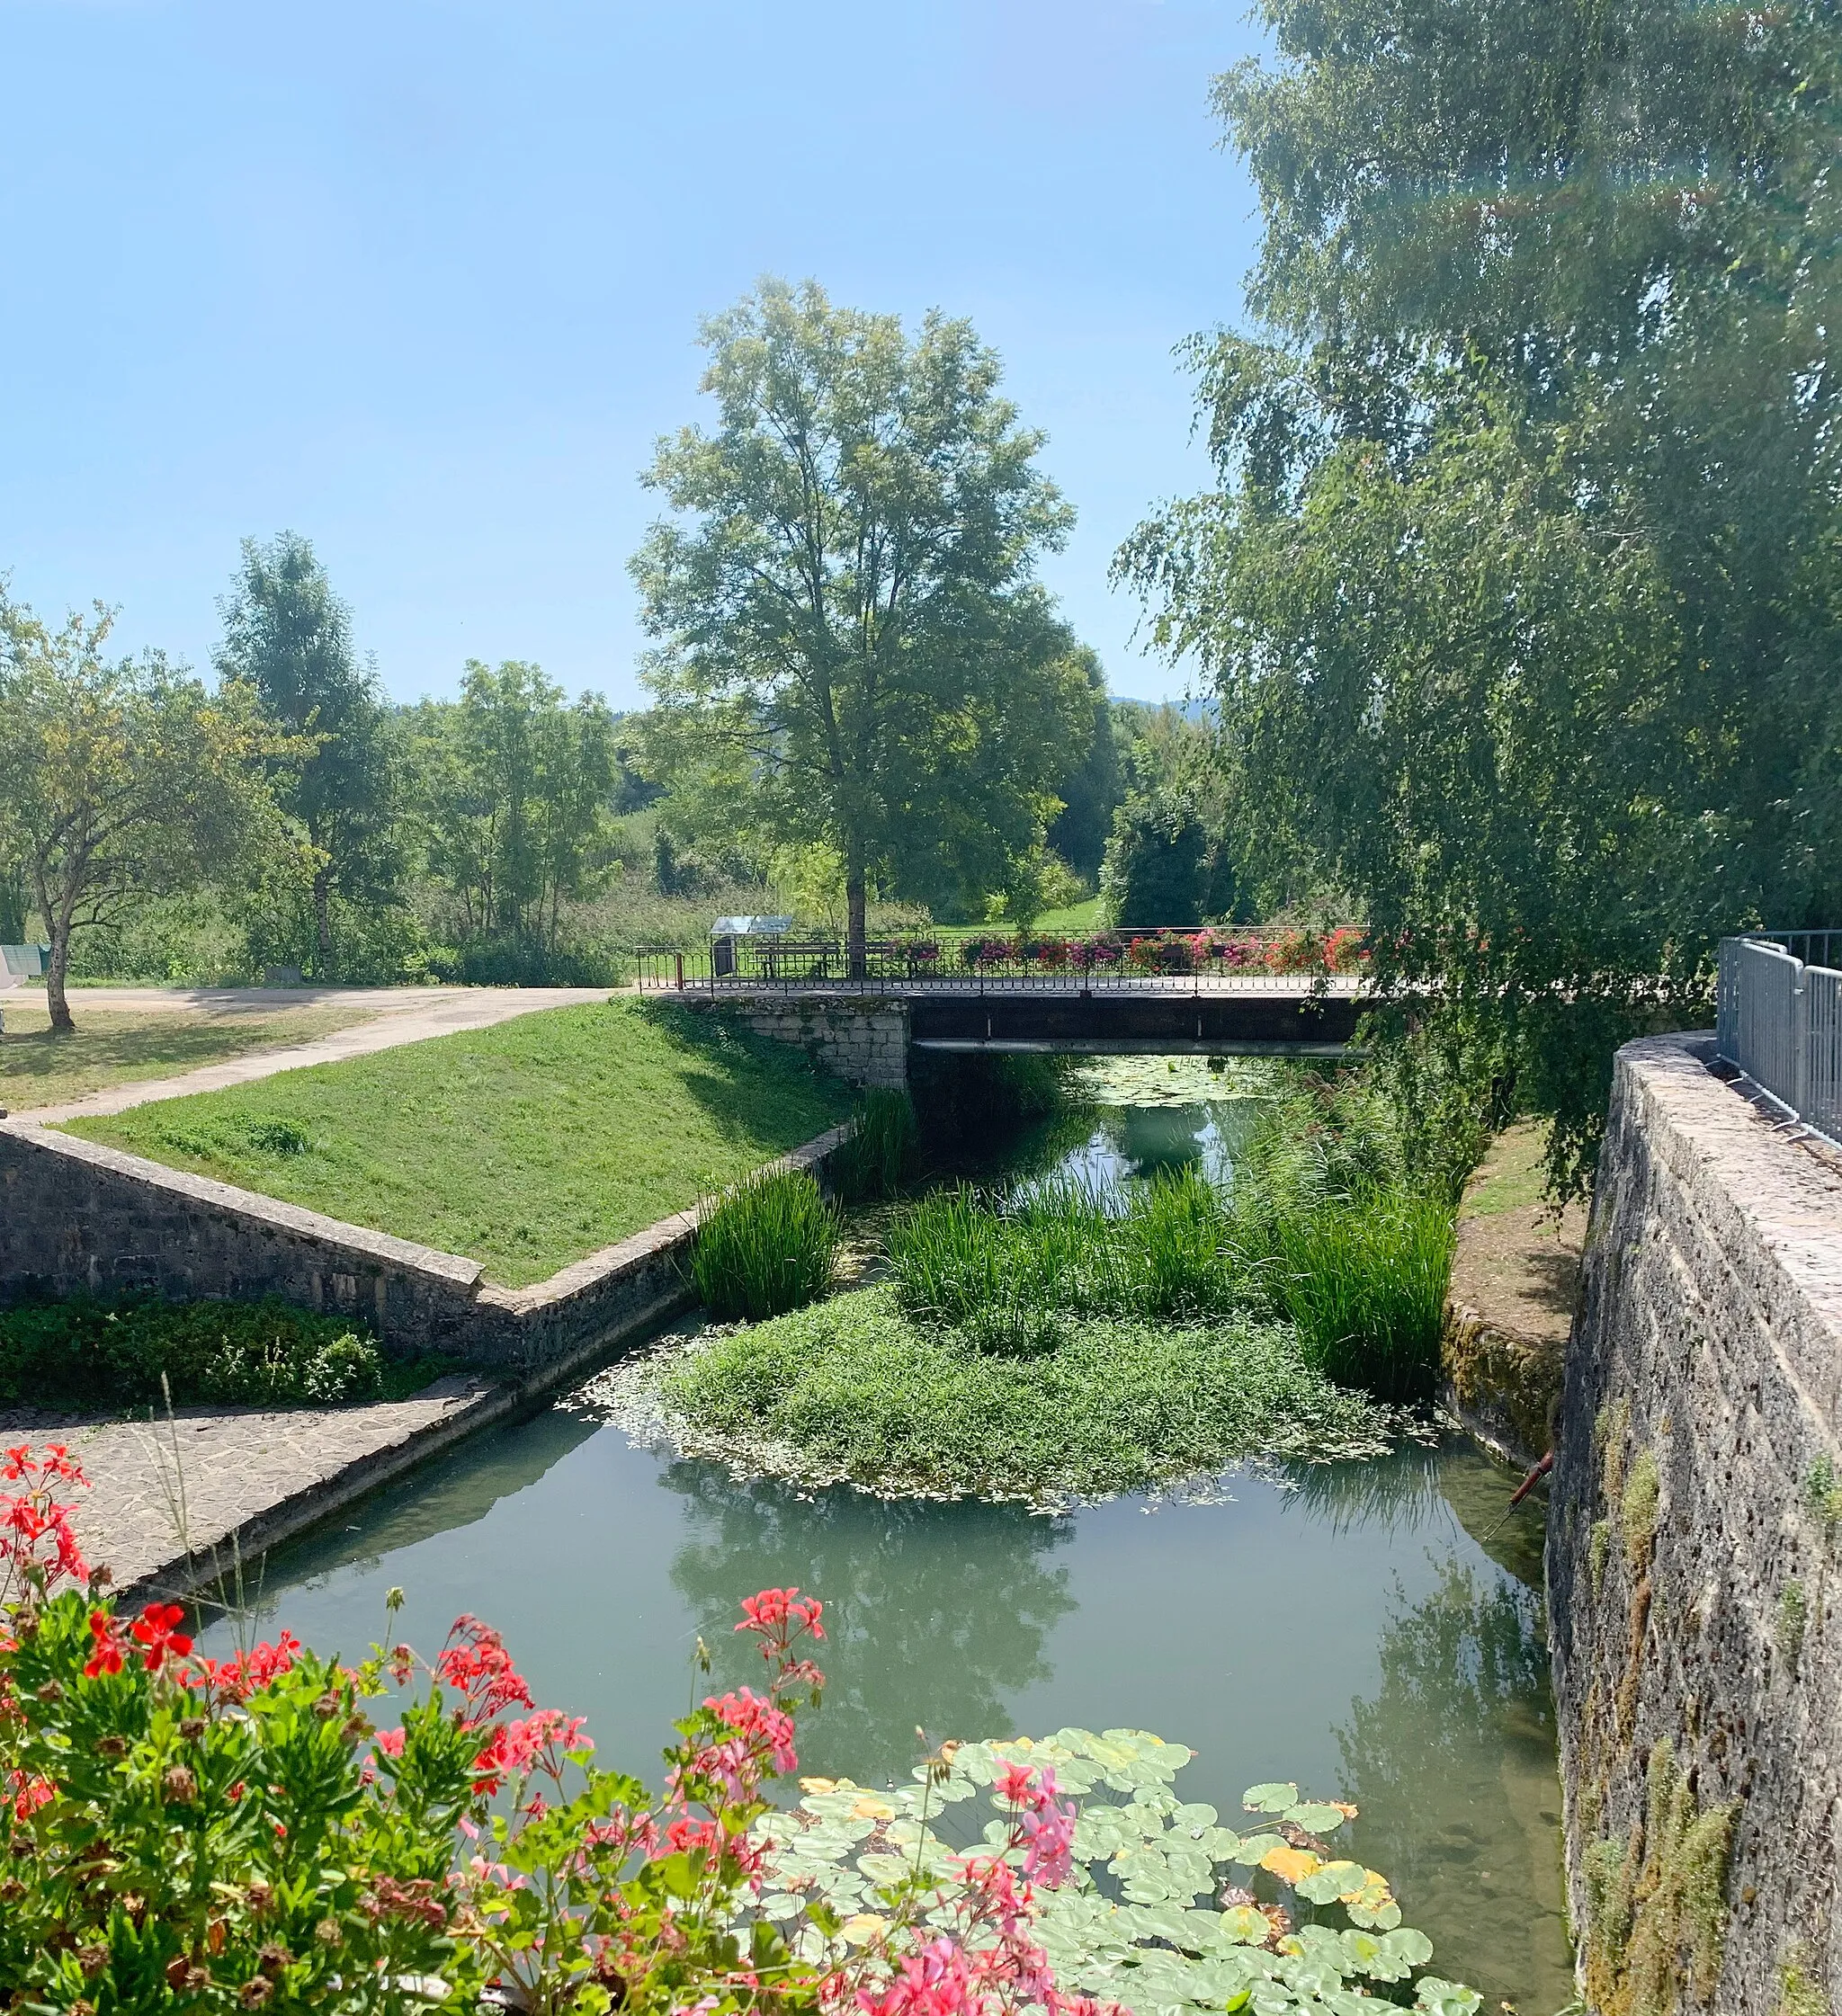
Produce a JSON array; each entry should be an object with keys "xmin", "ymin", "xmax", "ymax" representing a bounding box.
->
[{"xmin": 201, "ymin": 1069, "xmax": 1573, "ymax": 2012}]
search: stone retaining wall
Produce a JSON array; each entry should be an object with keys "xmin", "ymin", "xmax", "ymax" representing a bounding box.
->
[
  {"xmin": 668, "ymin": 993, "xmax": 910, "ymax": 1090},
  {"xmin": 0, "ymin": 1119, "xmax": 852, "ymax": 1372},
  {"xmin": 1549, "ymin": 1033, "xmax": 1842, "ymax": 2014}
]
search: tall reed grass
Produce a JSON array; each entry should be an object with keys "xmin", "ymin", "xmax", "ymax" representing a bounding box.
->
[
  {"xmin": 886, "ymin": 1167, "xmax": 1247, "ymax": 1353},
  {"xmin": 885, "ymin": 1153, "xmax": 1453, "ymax": 1396},
  {"xmin": 690, "ymin": 1169, "xmax": 839, "ymax": 1322},
  {"xmin": 838, "ymin": 1088, "xmax": 919, "ymax": 1200}
]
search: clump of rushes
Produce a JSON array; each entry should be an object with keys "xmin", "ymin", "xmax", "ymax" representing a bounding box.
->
[
  {"xmin": 886, "ymin": 1153, "xmax": 1453, "ymax": 1399},
  {"xmin": 839, "ymin": 1087, "xmax": 919, "ymax": 1200},
  {"xmin": 1256, "ymin": 1196, "xmax": 1454, "ymax": 1402},
  {"xmin": 885, "ymin": 1169, "xmax": 1248, "ymax": 1353},
  {"xmin": 690, "ymin": 1168, "xmax": 840, "ymax": 1321}
]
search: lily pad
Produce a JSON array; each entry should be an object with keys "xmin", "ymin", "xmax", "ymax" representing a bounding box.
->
[
  {"xmin": 1283, "ymin": 1801, "xmax": 1350, "ymax": 1834},
  {"xmin": 1241, "ymin": 1781, "xmax": 1300, "ymax": 1813}
]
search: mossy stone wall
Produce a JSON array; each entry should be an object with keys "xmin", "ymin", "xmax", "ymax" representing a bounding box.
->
[{"xmin": 1550, "ymin": 1034, "xmax": 1842, "ymax": 2015}]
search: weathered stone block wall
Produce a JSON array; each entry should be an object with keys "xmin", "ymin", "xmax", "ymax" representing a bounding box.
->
[
  {"xmin": 1550, "ymin": 1033, "xmax": 1842, "ymax": 2014},
  {"xmin": 0, "ymin": 1120, "xmax": 850, "ymax": 1375},
  {"xmin": 670, "ymin": 993, "xmax": 909, "ymax": 1090}
]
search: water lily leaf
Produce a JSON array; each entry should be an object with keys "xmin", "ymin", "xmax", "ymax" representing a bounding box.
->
[
  {"xmin": 1377, "ymin": 1928, "xmax": 1435, "ymax": 1972},
  {"xmin": 1230, "ymin": 1833, "xmax": 1286, "ymax": 1866},
  {"xmin": 1296, "ymin": 1860, "xmax": 1367, "ymax": 1904},
  {"xmin": 1415, "ymin": 1978, "xmax": 1483, "ymax": 2016},
  {"xmin": 1217, "ymin": 1904, "xmax": 1272, "ymax": 1947},
  {"xmin": 1170, "ymin": 1801, "xmax": 1220, "ymax": 1830},
  {"xmin": 1259, "ymin": 1844, "xmax": 1321, "ymax": 1886},
  {"xmin": 1241, "ymin": 1782, "xmax": 1299, "ymax": 1813},
  {"xmin": 1337, "ymin": 1931, "xmax": 1382, "ymax": 1975},
  {"xmin": 1197, "ymin": 1825, "xmax": 1246, "ymax": 1862},
  {"xmin": 1283, "ymin": 1802, "xmax": 1349, "ymax": 1834}
]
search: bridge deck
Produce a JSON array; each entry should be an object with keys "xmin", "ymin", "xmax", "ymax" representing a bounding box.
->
[{"xmin": 672, "ymin": 978, "xmax": 1367, "ymax": 1055}]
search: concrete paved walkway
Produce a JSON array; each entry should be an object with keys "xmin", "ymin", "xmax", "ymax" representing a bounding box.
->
[{"xmin": 19, "ymin": 985, "xmax": 621, "ymax": 1123}]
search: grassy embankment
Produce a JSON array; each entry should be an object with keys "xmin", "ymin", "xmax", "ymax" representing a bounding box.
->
[
  {"xmin": 654, "ymin": 1075, "xmax": 1455, "ymax": 1503},
  {"xmin": 0, "ymin": 998, "xmax": 377, "ymax": 1113},
  {"xmin": 64, "ymin": 1002, "xmax": 854, "ymax": 1288}
]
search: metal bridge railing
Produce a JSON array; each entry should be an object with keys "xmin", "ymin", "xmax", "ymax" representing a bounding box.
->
[
  {"xmin": 634, "ymin": 925, "xmax": 1368, "ymax": 997},
  {"xmin": 1716, "ymin": 934, "xmax": 1842, "ymax": 1143}
]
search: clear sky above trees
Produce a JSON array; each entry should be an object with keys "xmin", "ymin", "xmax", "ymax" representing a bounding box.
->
[{"xmin": 0, "ymin": 0, "xmax": 1258, "ymax": 709}]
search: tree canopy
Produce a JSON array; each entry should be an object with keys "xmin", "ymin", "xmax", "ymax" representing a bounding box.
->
[
  {"xmin": 0, "ymin": 592, "xmax": 274, "ymax": 1030},
  {"xmin": 216, "ymin": 533, "xmax": 398, "ymax": 978},
  {"xmin": 1121, "ymin": 0, "xmax": 1841, "ymax": 1184},
  {"xmin": 632, "ymin": 279, "xmax": 1093, "ymax": 964}
]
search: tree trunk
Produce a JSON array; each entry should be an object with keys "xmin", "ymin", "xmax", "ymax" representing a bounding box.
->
[
  {"xmin": 313, "ymin": 868, "xmax": 335, "ymax": 979},
  {"xmin": 846, "ymin": 844, "xmax": 868, "ymax": 982},
  {"xmin": 45, "ymin": 920, "xmax": 74, "ymax": 1034}
]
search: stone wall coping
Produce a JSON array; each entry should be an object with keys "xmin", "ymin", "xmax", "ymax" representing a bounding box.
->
[
  {"xmin": 2, "ymin": 1120, "xmax": 485, "ymax": 1288},
  {"xmin": 1616, "ymin": 1030, "xmax": 1842, "ymax": 1350}
]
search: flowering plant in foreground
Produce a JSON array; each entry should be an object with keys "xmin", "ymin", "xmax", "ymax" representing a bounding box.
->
[{"xmin": 1, "ymin": 1447, "xmax": 1479, "ymax": 2015}]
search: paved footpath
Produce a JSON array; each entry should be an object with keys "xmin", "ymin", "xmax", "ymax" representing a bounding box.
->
[
  {"xmin": 3, "ymin": 1375, "xmax": 517, "ymax": 1605},
  {"xmin": 18, "ymin": 984, "xmax": 621, "ymax": 1122}
]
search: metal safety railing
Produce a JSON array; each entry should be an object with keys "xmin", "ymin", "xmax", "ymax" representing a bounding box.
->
[
  {"xmin": 635, "ymin": 925, "xmax": 1370, "ymax": 997},
  {"xmin": 1716, "ymin": 934, "xmax": 1842, "ymax": 1144}
]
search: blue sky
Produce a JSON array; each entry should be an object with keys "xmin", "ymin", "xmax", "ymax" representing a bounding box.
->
[{"xmin": 1, "ymin": 0, "xmax": 1262, "ymax": 709}]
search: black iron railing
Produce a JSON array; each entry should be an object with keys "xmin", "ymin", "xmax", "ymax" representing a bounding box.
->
[{"xmin": 635, "ymin": 925, "xmax": 1369, "ymax": 995}]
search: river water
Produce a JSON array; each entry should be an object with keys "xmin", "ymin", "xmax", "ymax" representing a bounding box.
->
[{"xmin": 198, "ymin": 1064, "xmax": 1574, "ymax": 2012}]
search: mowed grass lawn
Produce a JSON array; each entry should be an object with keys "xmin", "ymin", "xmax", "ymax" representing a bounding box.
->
[
  {"xmin": 65, "ymin": 1002, "xmax": 854, "ymax": 1288},
  {"xmin": 0, "ymin": 998, "xmax": 376, "ymax": 1112}
]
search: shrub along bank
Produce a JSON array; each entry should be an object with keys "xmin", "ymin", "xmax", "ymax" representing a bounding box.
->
[{"xmin": 0, "ymin": 1294, "xmax": 447, "ymax": 1411}]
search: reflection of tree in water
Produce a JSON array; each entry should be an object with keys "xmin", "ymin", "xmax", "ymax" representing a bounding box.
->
[
  {"xmin": 1335, "ymin": 1562, "xmax": 1573, "ymax": 2013},
  {"xmin": 661, "ymin": 1464, "xmax": 1076, "ymax": 1785}
]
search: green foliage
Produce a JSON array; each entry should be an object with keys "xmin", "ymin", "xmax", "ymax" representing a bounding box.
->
[
  {"xmin": 837, "ymin": 1088, "xmax": 918, "ymax": 1201},
  {"xmin": 1253, "ymin": 1199, "xmax": 1454, "ymax": 1404},
  {"xmin": 0, "ymin": 589, "xmax": 279, "ymax": 1032},
  {"xmin": 0, "ymin": 1588, "xmax": 488, "ymax": 2014},
  {"xmin": 1802, "ymin": 1455, "xmax": 1842, "ymax": 1548},
  {"xmin": 406, "ymin": 659, "xmax": 619, "ymax": 956},
  {"xmin": 886, "ymin": 1172, "xmax": 1249, "ymax": 1354},
  {"xmin": 755, "ymin": 1730, "xmax": 1481, "ymax": 2015},
  {"xmin": 1776, "ymin": 1582, "xmax": 1809, "ymax": 1664},
  {"xmin": 1621, "ymin": 1450, "xmax": 1661, "ymax": 1570},
  {"xmin": 215, "ymin": 532, "xmax": 402, "ymax": 980},
  {"xmin": 1121, "ymin": 0, "xmax": 1842, "ymax": 1193},
  {"xmin": 0, "ymin": 1293, "xmax": 432, "ymax": 1409},
  {"xmin": 1583, "ymin": 1738, "xmax": 1739, "ymax": 2016},
  {"xmin": 657, "ymin": 1282, "xmax": 1399, "ymax": 1503},
  {"xmin": 69, "ymin": 1001, "xmax": 854, "ymax": 1289},
  {"xmin": 631, "ymin": 277, "xmax": 1094, "ymax": 957},
  {"xmin": 888, "ymin": 1073, "xmax": 1454, "ymax": 1400},
  {"xmin": 691, "ymin": 1169, "xmax": 840, "ymax": 1323},
  {"xmin": 1044, "ymin": 647, "xmax": 1125, "ymax": 884},
  {"xmin": 1100, "ymin": 788, "xmax": 1212, "ymax": 927}
]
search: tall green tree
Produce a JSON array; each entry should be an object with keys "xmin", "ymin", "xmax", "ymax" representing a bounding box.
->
[
  {"xmin": 1121, "ymin": 0, "xmax": 1840, "ymax": 1184},
  {"xmin": 632, "ymin": 279, "xmax": 1093, "ymax": 969},
  {"xmin": 1044, "ymin": 647, "xmax": 1123, "ymax": 885},
  {"xmin": 216, "ymin": 533, "xmax": 398, "ymax": 977},
  {"xmin": 0, "ymin": 592, "xmax": 275, "ymax": 1030},
  {"xmin": 410, "ymin": 661, "xmax": 615, "ymax": 950}
]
